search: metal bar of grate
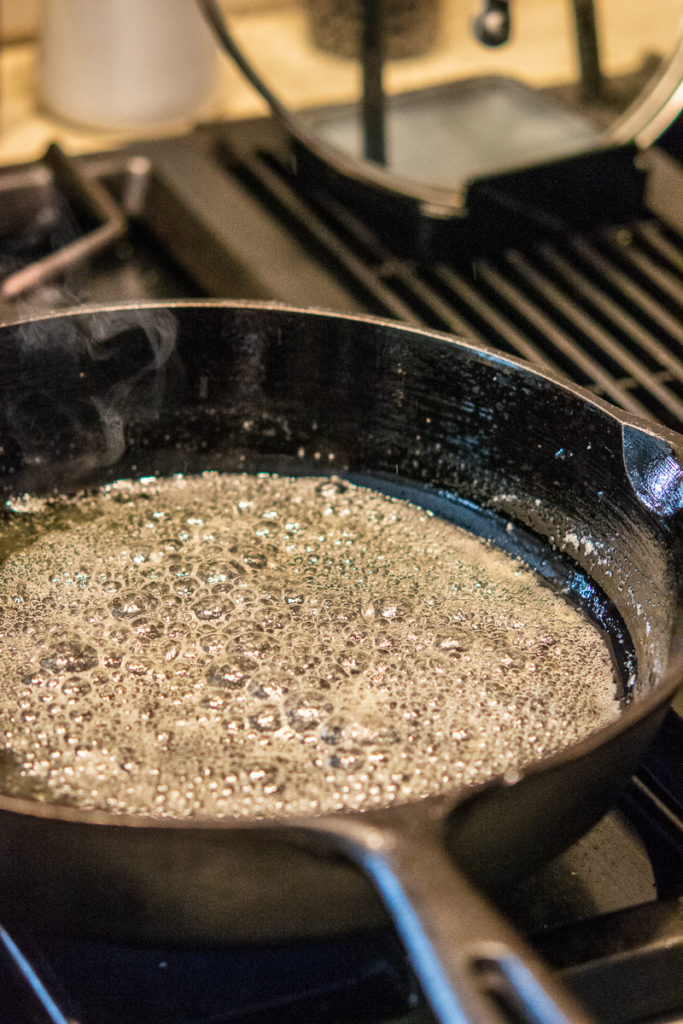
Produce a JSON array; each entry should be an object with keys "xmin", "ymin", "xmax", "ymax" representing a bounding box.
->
[
  {"xmin": 471, "ymin": 260, "xmax": 653, "ymax": 416},
  {"xmin": 507, "ymin": 249, "xmax": 683, "ymax": 424},
  {"xmin": 307, "ymin": 189, "xmax": 400, "ymax": 267},
  {"xmin": 537, "ymin": 241, "xmax": 683, "ymax": 383},
  {"xmin": 432, "ymin": 263, "xmax": 569, "ymax": 375},
  {"xmin": 235, "ymin": 152, "xmax": 420, "ymax": 323},
  {"xmin": 602, "ymin": 226, "xmax": 683, "ymax": 309},
  {"xmin": 633, "ymin": 220, "xmax": 683, "ymax": 275},
  {"xmin": 220, "ymin": 120, "xmax": 682, "ymax": 430},
  {"xmin": 0, "ymin": 143, "xmax": 127, "ymax": 300},
  {"xmin": 382, "ymin": 263, "xmax": 486, "ymax": 340},
  {"xmin": 570, "ymin": 236, "xmax": 683, "ymax": 347}
]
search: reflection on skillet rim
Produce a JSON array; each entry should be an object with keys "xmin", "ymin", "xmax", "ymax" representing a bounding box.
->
[{"xmin": 0, "ymin": 299, "xmax": 681, "ymax": 833}]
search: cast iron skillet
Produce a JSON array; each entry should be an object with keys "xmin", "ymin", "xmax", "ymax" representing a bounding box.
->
[{"xmin": 0, "ymin": 302, "xmax": 681, "ymax": 1024}]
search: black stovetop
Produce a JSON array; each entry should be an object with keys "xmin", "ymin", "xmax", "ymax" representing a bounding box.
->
[{"xmin": 0, "ymin": 114, "xmax": 681, "ymax": 1024}]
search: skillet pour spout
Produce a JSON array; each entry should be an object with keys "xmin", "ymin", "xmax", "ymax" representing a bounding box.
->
[
  {"xmin": 622, "ymin": 423, "xmax": 683, "ymax": 518},
  {"xmin": 0, "ymin": 302, "xmax": 681, "ymax": 1024}
]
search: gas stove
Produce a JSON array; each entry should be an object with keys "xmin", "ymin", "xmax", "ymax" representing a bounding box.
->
[{"xmin": 0, "ymin": 113, "xmax": 681, "ymax": 1024}]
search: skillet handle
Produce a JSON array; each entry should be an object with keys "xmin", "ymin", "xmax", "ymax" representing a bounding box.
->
[{"xmin": 315, "ymin": 816, "xmax": 594, "ymax": 1024}]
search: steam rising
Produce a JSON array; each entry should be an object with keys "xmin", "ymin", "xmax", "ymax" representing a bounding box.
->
[{"xmin": 4, "ymin": 307, "xmax": 178, "ymax": 485}]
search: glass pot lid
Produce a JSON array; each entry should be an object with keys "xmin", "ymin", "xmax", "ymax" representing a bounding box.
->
[{"xmin": 199, "ymin": 0, "xmax": 683, "ymax": 213}]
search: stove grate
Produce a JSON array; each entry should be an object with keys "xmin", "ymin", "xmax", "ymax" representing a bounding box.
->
[{"xmin": 217, "ymin": 131, "xmax": 682, "ymax": 433}]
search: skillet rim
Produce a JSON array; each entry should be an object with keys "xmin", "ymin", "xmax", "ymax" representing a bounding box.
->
[{"xmin": 0, "ymin": 298, "xmax": 681, "ymax": 830}]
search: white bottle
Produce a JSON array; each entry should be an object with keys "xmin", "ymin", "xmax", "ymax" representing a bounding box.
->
[{"xmin": 39, "ymin": 0, "xmax": 218, "ymax": 131}]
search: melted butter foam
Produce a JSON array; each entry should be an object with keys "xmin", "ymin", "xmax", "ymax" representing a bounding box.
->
[{"xmin": 0, "ymin": 473, "xmax": 618, "ymax": 819}]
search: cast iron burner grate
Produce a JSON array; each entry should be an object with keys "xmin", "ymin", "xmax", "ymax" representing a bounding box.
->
[{"xmin": 212, "ymin": 120, "xmax": 683, "ymax": 433}]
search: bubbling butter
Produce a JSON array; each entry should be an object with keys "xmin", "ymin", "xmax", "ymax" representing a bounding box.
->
[{"xmin": 0, "ymin": 473, "xmax": 619, "ymax": 819}]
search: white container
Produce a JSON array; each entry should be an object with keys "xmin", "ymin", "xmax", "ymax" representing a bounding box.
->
[{"xmin": 39, "ymin": 0, "xmax": 219, "ymax": 131}]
